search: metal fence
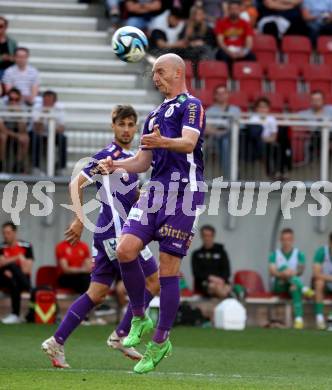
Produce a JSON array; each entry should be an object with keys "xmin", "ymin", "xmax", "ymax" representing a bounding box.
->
[{"xmin": 0, "ymin": 109, "xmax": 331, "ymax": 184}]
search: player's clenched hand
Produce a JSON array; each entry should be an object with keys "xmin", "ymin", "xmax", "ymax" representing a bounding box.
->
[
  {"xmin": 141, "ymin": 125, "xmax": 165, "ymax": 149},
  {"xmin": 97, "ymin": 156, "xmax": 113, "ymax": 175},
  {"xmin": 65, "ymin": 218, "xmax": 83, "ymax": 245}
]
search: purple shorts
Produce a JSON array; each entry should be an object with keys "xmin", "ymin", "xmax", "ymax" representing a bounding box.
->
[
  {"xmin": 91, "ymin": 236, "xmax": 158, "ymax": 286},
  {"xmin": 122, "ymin": 190, "xmax": 205, "ymax": 258}
]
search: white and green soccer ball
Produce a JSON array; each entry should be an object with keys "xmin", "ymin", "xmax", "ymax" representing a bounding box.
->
[{"xmin": 112, "ymin": 26, "xmax": 148, "ymax": 63}]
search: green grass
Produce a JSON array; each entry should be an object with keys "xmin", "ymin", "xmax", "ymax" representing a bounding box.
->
[{"xmin": 0, "ymin": 325, "xmax": 331, "ymax": 389}]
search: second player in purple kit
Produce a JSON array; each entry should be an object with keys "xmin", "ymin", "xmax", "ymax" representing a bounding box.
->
[
  {"xmin": 98, "ymin": 53, "xmax": 206, "ymax": 374},
  {"xmin": 41, "ymin": 105, "xmax": 159, "ymax": 368}
]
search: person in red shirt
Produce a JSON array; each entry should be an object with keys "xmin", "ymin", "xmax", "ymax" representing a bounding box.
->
[
  {"xmin": 0, "ymin": 221, "xmax": 34, "ymax": 324},
  {"xmin": 56, "ymin": 240, "xmax": 92, "ymax": 294},
  {"xmin": 215, "ymin": 0, "xmax": 256, "ymax": 68}
]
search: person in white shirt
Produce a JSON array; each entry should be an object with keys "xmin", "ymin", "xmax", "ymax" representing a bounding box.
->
[
  {"xmin": 31, "ymin": 90, "xmax": 67, "ymax": 176},
  {"xmin": 3, "ymin": 47, "xmax": 39, "ymax": 106},
  {"xmin": 248, "ymin": 97, "xmax": 279, "ymax": 179}
]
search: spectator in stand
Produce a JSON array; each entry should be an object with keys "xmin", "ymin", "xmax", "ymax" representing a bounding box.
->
[
  {"xmin": 181, "ymin": 4, "xmax": 216, "ymax": 61},
  {"xmin": 302, "ymin": 1, "xmax": 332, "ymax": 46},
  {"xmin": 248, "ymin": 97, "xmax": 279, "ymax": 179},
  {"xmin": 257, "ymin": 0, "xmax": 308, "ymax": 41},
  {"xmin": 202, "ymin": 0, "xmax": 225, "ymax": 26},
  {"xmin": 0, "ymin": 222, "xmax": 33, "ymax": 324},
  {"xmin": 224, "ymin": 0, "xmax": 258, "ymax": 26},
  {"xmin": 312, "ymin": 233, "xmax": 332, "ymax": 330},
  {"xmin": 56, "ymin": 239, "xmax": 92, "ymax": 295},
  {"xmin": 124, "ymin": 0, "xmax": 163, "ymax": 30},
  {"xmin": 299, "ymin": 90, "xmax": 332, "ymax": 119},
  {"xmin": 0, "ymin": 16, "xmax": 17, "ymax": 81},
  {"xmin": 3, "ymin": 47, "xmax": 39, "ymax": 106},
  {"xmin": 149, "ymin": 8, "xmax": 186, "ymax": 55},
  {"xmin": 163, "ymin": 0, "xmax": 196, "ymax": 19},
  {"xmin": 31, "ymin": 90, "xmax": 67, "ymax": 176},
  {"xmin": 215, "ymin": 0, "xmax": 256, "ymax": 69},
  {"xmin": 191, "ymin": 225, "xmax": 231, "ymax": 299},
  {"xmin": 0, "ymin": 88, "xmax": 29, "ymax": 173},
  {"xmin": 269, "ymin": 228, "xmax": 313, "ymax": 330},
  {"xmin": 206, "ymin": 85, "xmax": 241, "ymax": 178}
]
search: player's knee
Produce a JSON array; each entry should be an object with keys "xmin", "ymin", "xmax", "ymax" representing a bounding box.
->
[
  {"xmin": 87, "ymin": 285, "xmax": 109, "ymax": 305},
  {"xmin": 116, "ymin": 242, "xmax": 133, "ymax": 262},
  {"xmin": 314, "ymin": 278, "xmax": 325, "ymax": 291}
]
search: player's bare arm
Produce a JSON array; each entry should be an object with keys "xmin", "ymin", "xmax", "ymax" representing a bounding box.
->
[
  {"xmin": 98, "ymin": 148, "xmax": 152, "ymax": 175},
  {"xmin": 65, "ymin": 173, "xmax": 90, "ymax": 245},
  {"xmin": 141, "ymin": 126, "xmax": 199, "ymax": 154}
]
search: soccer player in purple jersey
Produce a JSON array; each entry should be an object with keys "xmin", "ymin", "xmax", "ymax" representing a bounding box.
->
[
  {"xmin": 98, "ymin": 53, "xmax": 206, "ymax": 373},
  {"xmin": 41, "ymin": 105, "xmax": 159, "ymax": 368}
]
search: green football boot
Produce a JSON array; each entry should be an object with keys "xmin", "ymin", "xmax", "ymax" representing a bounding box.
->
[
  {"xmin": 122, "ymin": 314, "xmax": 154, "ymax": 348},
  {"xmin": 134, "ymin": 339, "xmax": 172, "ymax": 374}
]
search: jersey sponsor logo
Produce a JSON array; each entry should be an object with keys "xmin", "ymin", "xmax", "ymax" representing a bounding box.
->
[
  {"xmin": 172, "ymin": 242, "xmax": 182, "ymax": 249},
  {"xmin": 128, "ymin": 207, "xmax": 143, "ymax": 221},
  {"xmin": 188, "ymin": 103, "xmax": 197, "ymax": 125},
  {"xmin": 158, "ymin": 224, "xmax": 189, "ymax": 241},
  {"xmin": 165, "ymin": 103, "xmax": 181, "ymax": 118},
  {"xmin": 177, "ymin": 94, "xmax": 188, "ymax": 103}
]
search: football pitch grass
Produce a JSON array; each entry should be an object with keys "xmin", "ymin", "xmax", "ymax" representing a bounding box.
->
[{"xmin": 0, "ymin": 325, "xmax": 331, "ymax": 390}]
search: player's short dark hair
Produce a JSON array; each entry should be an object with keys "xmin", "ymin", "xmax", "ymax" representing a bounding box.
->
[
  {"xmin": 254, "ymin": 96, "xmax": 271, "ymax": 109},
  {"xmin": 112, "ymin": 105, "xmax": 137, "ymax": 124},
  {"xmin": 43, "ymin": 90, "xmax": 57, "ymax": 102},
  {"xmin": 2, "ymin": 221, "xmax": 17, "ymax": 231},
  {"xmin": 15, "ymin": 47, "xmax": 30, "ymax": 56},
  {"xmin": 200, "ymin": 225, "xmax": 216, "ymax": 235},
  {"xmin": 0, "ymin": 16, "xmax": 8, "ymax": 27},
  {"xmin": 281, "ymin": 228, "xmax": 294, "ymax": 236}
]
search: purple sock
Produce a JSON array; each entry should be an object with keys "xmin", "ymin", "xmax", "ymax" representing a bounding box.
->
[
  {"xmin": 116, "ymin": 289, "xmax": 153, "ymax": 336},
  {"xmin": 153, "ymin": 276, "xmax": 180, "ymax": 344},
  {"xmin": 54, "ymin": 293, "xmax": 95, "ymax": 345},
  {"xmin": 120, "ymin": 259, "xmax": 146, "ymax": 317}
]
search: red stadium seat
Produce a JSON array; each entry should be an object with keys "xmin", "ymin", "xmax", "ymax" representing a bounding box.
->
[
  {"xmin": 198, "ymin": 60, "xmax": 229, "ymax": 91},
  {"xmin": 252, "ymin": 34, "xmax": 278, "ymax": 72},
  {"xmin": 282, "ymin": 35, "xmax": 312, "ymax": 68},
  {"xmin": 185, "ymin": 60, "xmax": 194, "ymax": 89},
  {"xmin": 188, "ymin": 88, "xmax": 214, "ymax": 108},
  {"xmin": 302, "ymin": 64, "xmax": 332, "ymax": 95},
  {"xmin": 324, "ymin": 94, "xmax": 332, "ymax": 105},
  {"xmin": 233, "ymin": 62, "xmax": 264, "ymax": 99},
  {"xmin": 317, "ymin": 36, "xmax": 332, "ymax": 66},
  {"xmin": 251, "ymin": 92, "xmax": 285, "ymax": 112},
  {"xmin": 288, "ymin": 93, "xmax": 311, "ymax": 112},
  {"xmin": 36, "ymin": 266, "xmax": 58, "ymax": 289},
  {"xmin": 234, "ymin": 270, "xmax": 273, "ymax": 298},
  {"xmin": 267, "ymin": 63, "xmax": 300, "ymax": 101},
  {"xmin": 228, "ymin": 91, "xmax": 250, "ymax": 111}
]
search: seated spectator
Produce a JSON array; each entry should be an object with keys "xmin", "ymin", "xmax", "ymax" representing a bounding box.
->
[
  {"xmin": 248, "ymin": 97, "xmax": 279, "ymax": 178},
  {"xmin": 224, "ymin": 0, "xmax": 258, "ymax": 26},
  {"xmin": 215, "ymin": 0, "xmax": 256, "ymax": 69},
  {"xmin": 164, "ymin": 0, "xmax": 196, "ymax": 19},
  {"xmin": 149, "ymin": 8, "xmax": 186, "ymax": 55},
  {"xmin": 269, "ymin": 228, "xmax": 313, "ymax": 330},
  {"xmin": 0, "ymin": 16, "xmax": 17, "ymax": 80},
  {"xmin": 0, "ymin": 88, "xmax": 29, "ymax": 173},
  {"xmin": 191, "ymin": 225, "xmax": 231, "ymax": 299},
  {"xmin": 257, "ymin": 0, "xmax": 308, "ymax": 41},
  {"xmin": 124, "ymin": 0, "xmax": 162, "ymax": 30},
  {"xmin": 181, "ymin": 4, "xmax": 216, "ymax": 61},
  {"xmin": 0, "ymin": 221, "xmax": 33, "ymax": 324},
  {"xmin": 31, "ymin": 90, "xmax": 67, "ymax": 176},
  {"xmin": 299, "ymin": 90, "xmax": 332, "ymax": 119},
  {"xmin": 302, "ymin": 1, "xmax": 332, "ymax": 46},
  {"xmin": 206, "ymin": 85, "xmax": 241, "ymax": 178},
  {"xmin": 56, "ymin": 239, "xmax": 92, "ymax": 295},
  {"xmin": 312, "ymin": 232, "xmax": 332, "ymax": 330},
  {"xmin": 3, "ymin": 47, "xmax": 40, "ymax": 106},
  {"xmin": 202, "ymin": 0, "xmax": 225, "ymax": 26}
]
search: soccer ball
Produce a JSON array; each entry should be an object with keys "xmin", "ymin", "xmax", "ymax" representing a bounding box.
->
[{"xmin": 111, "ymin": 26, "xmax": 148, "ymax": 63}]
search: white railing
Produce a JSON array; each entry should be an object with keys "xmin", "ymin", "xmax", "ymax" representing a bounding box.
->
[{"xmin": 0, "ymin": 109, "xmax": 331, "ymax": 183}]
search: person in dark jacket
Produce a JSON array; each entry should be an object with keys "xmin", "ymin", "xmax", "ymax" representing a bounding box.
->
[
  {"xmin": 191, "ymin": 225, "xmax": 231, "ymax": 298},
  {"xmin": 0, "ymin": 16, "xmax": 17, "ymax": 80}
]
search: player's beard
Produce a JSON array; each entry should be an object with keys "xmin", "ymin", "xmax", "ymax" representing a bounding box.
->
[{"xmin": 116, "ymin": 135, "xmax": 132, "ymax": 145}]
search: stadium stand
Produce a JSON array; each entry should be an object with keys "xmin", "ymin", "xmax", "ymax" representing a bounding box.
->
[
  {"xmin": 267, "ymin": 63, "xmax": 300, "ymax": 103},
  {"xmin": 281, "ymin": 35, "xmax": 312, "ymax": 67},
  {"xmin": 233, "ymin": 62, "xmax": 263, "ymax": 100}
]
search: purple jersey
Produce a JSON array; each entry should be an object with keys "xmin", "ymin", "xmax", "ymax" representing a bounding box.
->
[
  {"xmin": 142, "ymin": 93, "xmax": 205, "ymax": 191},
  {"xmin": 81, "ymin": 142, "xmax": 139, "ymax": 239}
]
